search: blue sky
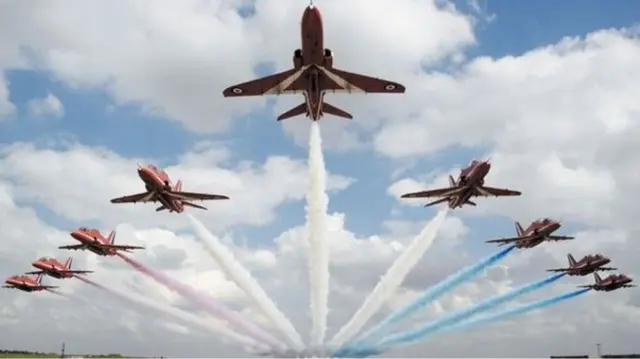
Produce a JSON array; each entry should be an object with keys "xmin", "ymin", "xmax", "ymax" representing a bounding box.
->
[{"xmin": 1, "ymin": 0, "xmax": 637, "ymax": 249}]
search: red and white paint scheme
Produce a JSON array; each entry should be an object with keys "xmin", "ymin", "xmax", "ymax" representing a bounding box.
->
[
  {"xmin": 579, "ymin": 272, "xmax": 635, "ymax": 292},
  {"xmin": 486, "ymin": 218, "xmax": 575, "ymax": 249},
  {"xmin": 222, "ymin": 4, "xmax": 405, "ymax": 121},
  {"xmin": 401, "ymin": 159, "xmax": 522, "ymax": 209},
  {"xmin": 3, "ymin": 273, "xmax": 57, "ymax": 292},
  {"xmin": 26, "ymin": 256, "xmax": 93, "ymax": 279},
  {"xmin": 58, "ymin": 227, "xmax": 144, "ymax": 256},
  {"xmin": 110, "ymin": 164, "xmax": 229, "ymax": 213}
]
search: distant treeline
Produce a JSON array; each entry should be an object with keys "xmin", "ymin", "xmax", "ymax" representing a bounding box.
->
[
  {"xmin": 551, "ymin": 355, "xmax": 640, "ymax": 358},
  {"xmin": 0, "ymin": 349, "xmax": 125, "ymax": 357}
]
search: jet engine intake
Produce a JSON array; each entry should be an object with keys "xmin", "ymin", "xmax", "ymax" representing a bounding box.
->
[
  {"xmin": 323, "ymin": 48, "xmax": 333, "ymax": 67},
  {"xmin": 293, "ymin": 49, "xmax": 303, "ymax": 69}
]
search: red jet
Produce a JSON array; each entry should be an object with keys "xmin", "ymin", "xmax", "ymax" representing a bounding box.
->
[
  {"xmin": 222, "ymin": 4, "xmax": 405, "ymax": 121},
  {"xmin": 58, "ymin": 227, "xmax": 144, "ymax": 256},
  {"xmin": 26, "ymin": 256, "xmax": 93, "ymax": 279},
  {"xmin": 547, "ymin": 253, "xmax": 616, "ymax": 276},
  {"xmin": 3, "ymin": 274, "xmax": 57, "ymax": 292},
  {"xmin": 110, "ymin": 164, "xmax": 229, "ymax": 213},
  {"xmin": 579, "ymin": 272, "xmax": 635, "ymax": 292},
  {"xmin": 486, "ymin": 218, "xmax": 574, "ymax": 249},
  {"xmin": 401, "ymin": 159, "xmax": 522, "ymax": 209}
]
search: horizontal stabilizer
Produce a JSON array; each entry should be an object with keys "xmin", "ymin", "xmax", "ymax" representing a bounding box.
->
[
  {"xmin": 277, "ymin": 103, "xmax": 307, "ymax": 121},
  {"xmin": 183, "ymin": 202, "xmax": 208, "ymax": 210},
  {"xmin": 423, "ymin": 197, "xmax": 449, "ymax": 207},
  {"xmin": 322, "ymin": 102, "xmax": 353, "ymax": 119},
  {"xmin": 546, "ymin": 268, "xmax": 568, "ymax": 273}
]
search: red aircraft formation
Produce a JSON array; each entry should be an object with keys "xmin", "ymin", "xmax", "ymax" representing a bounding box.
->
[
  {"xmin": 4, "ymin": 163, "xmax": 228, "ymax": 293},
  {"xmin": 399, "ymin": 158, "xmax": 634, "ymax": 291},
  {"xmin": 3, "ymin": 1, "xmax": 633, "ymax": 309}
]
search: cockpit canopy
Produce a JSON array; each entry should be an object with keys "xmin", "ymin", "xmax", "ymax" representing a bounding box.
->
[{"xmin": 78, "ymin": 227, "xmax": 99, "ymax": 233}]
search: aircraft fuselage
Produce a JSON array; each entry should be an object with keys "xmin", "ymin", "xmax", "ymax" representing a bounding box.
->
[
  {"xmin": 298, "ymin": 5, "xmax": 328, "ymax": 121},
  {"xmin": 448, "ymin": 161, "xmax": 492, "ymax": 208},
  {"xmin": 32, "ymin": 263, "xmax": 71, "ymax": 279},
  {"xmin": 516, "ymin": 222, "xmax": 562, "ymax": 248},
  {"xmin": 567, "ymin": 258, "xmax": 611, "ymax": 276},
  {"xmin": 70, "ymin": 231, "xmax": 115, "ymax": 256},
  {"xmin": 137, "ymin": 167, "xmax": 184, "ymax": 213}
]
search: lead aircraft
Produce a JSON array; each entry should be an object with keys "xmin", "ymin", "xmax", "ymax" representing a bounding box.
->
[{"xmin": 222, "ymin": 3, "xmax": 405, "ymax": 121}]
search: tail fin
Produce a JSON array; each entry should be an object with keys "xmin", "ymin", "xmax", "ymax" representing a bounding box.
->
[
  {"xmin": 277, "ymin": 103, "xmax": 307, "ymax": 121},
  {"xmin": 65, "ymin": 257, "xmax": 73, "ymax": 269},
  {"xmin": 322, "ymin": 102, "xmax": 353, "ymax": 119},
  {"xmin": 173, "ymin": 180, "xmax": 182, "ymax": 192},
  {"xmin": 567, "ymin": 253, "xmax": 576, "ymax": 267},
  {"xmin": 448, "ymin": 175, "xmax": 456, "ymax": 187},
  {"xmin": 515, "ymin": 221, "xmax": 525, "ymax": 236},
  {"xmin": 107, "ymin": 231, "xmax": 116, "ymax": 244},
  {"xmin": 594, "ymin": 272, "xmax": 603, "ymax": 284},
  {"xmin": 36, "ymin": 274, "xmax": 43, "ymax": 284}
]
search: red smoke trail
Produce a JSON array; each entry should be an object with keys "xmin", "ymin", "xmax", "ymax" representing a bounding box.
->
[
  {"xmin": 74, "ymin": 275, "xmax": 267, "ymax": 351},
  {"xmin": 117, "ymin": 253, "xmax": 286, "ymax": 351}
]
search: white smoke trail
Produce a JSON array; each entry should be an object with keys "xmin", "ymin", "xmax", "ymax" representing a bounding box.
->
[
  {"xmin": 306, "ymin": 121, "xmax": 330, "ymax": 346},
  {"xmin": 188, "ymin": 215, "xmax": 304, "ymax": 351},
  {"xmin": 76, "ymin": 276, "xmax": 265, "ymax": 352},
  {"xmin": 329, "ymin": 208, "xmax": 449, "ymax": 348}
]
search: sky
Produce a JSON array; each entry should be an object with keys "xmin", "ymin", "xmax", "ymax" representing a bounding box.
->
[{"xmin": 1, "ymin": 0, "xmax": 640, "ymax": 357}]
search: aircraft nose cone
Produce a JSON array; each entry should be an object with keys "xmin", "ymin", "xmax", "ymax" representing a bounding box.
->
[
  {"xmin": 303, "ymin": 4, "xmax": 322, "ymax": 22},
  {"xmin": 137, "ymin": 167, "xmax": 148, "ymax": 181},
  {"xmin": 70, "ymin": 231, "xmax": 86, "ymax": 242}
]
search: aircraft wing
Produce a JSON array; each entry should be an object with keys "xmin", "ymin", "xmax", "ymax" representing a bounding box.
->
[
  {"xmin": 169, "ymin": 191, "xmax": 230, "ymax": 201},
  {"xmin": 401, "ymin": 186, "xmax": 464, "ymax": 199},
  {"xmin": 24, "ymin": 271, "xmax": 45, "ymax": 275},
  {"xmin": 182, "ymin": 202, "xmax": 208, "ymax": 210},
  {"xmin": 58, "ymin": 244, "xmax": 84, "ymax": 251},
  {"xmin": 37, "ymin": 285, "xmax": 59, "ymax": 289},
  {"xmin": 546, "ymin": 267, "xmax": 569, "ymax": 273},
  {"xmin": 597, "ymin": 267, "xmax": 617, "ymax": 271},
  {"xmin": 475, "ymin": 185, "xmax": 522, "ymax": 197},
  {"xmin": 486, "ymin": 234, "xmax": 536, "ymax": 245},
  {"xmin": 110, "ymin": 191, "xmax": 155, "ymax": 204},
  {"xmin": 222, "ymin": 68, "xmax": 306, "ymax": 97},
  {"xmin": 64, "ymin": 270, "xmax": 93, "ymax": 274},
  {"xmin": 100, "ymin": 244, "xmax": 145, "ymax": 251},
  {"xmin": 318, "ymin": 67, "xmax": 405, "ymax": 94},
  {"xmin": 546, "ymin": 235, "xmax": 575, "ymax": 241}
]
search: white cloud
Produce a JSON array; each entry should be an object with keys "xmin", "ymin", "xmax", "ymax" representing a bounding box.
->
[
  {"xmin": 1, "ymin": 1, "xmax": 640, "ymax": 357},
  {"xmin": 0, "ymin": 0, "xmax": 475, "ymax": 145},
  {"xmin": 27, "ymin": 93, "xmax": 64, "ymax": 118},
  {"xmin": 0, "ymin": 140, "xmax": 354, "ymax": 232}
]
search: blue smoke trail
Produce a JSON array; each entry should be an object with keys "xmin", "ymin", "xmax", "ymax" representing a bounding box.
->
[
  {"xmin": 359, "ymin": 273, "xmax": 566, "ymax": 355},
  {"xmin": 379, "ymin": 273, "xmax": 567, "ymax": 347},
  {"xmin": 340, "ymin": 245, "xmax": 515, "ymax": 355},
  {"xmin": 340, "ymin": 288, "xmax": 590, "ymax": 359},
  {"xmin": 444, "ymin": 288, "xmax": 591, "ymax": 334}
]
